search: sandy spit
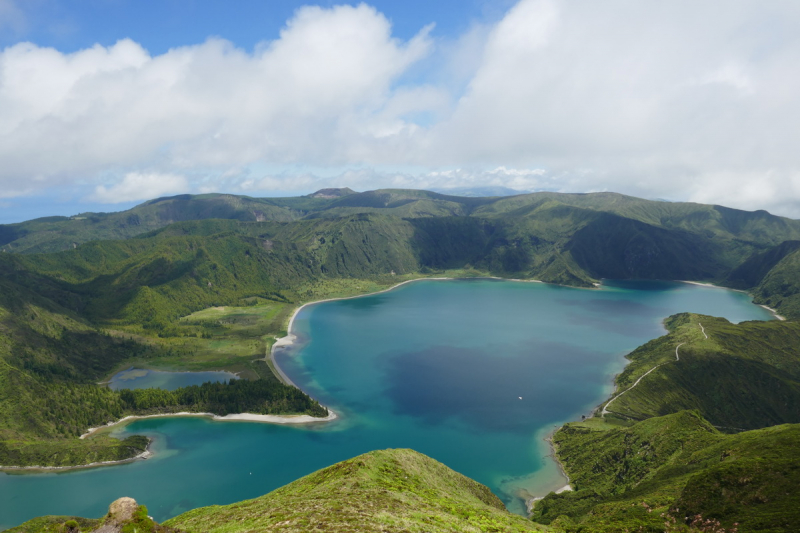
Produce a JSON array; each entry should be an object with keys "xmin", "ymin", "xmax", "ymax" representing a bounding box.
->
[{"xmin": 79, "ymin": 409, "xmax": 338, "ymax": 440}]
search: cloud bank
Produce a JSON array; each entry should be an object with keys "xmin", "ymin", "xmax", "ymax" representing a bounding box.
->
[{"xmin": 2, "ymin": 1, "xmax": 800, "ymax": 215}]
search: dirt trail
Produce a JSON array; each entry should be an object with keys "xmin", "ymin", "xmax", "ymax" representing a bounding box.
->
[{"xmin": 602, "ymin": 338, "xmax": 689, "ymax": 416}]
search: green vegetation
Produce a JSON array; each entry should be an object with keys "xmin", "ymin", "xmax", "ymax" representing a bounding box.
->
[
  {"xmin": 532, "ymin": 314, "xmax": 800, "ymax": 532},
  {"xmin": 5, "ymin": 515, "xmax": 101, "ymax": 533},
  {"xmin": 603, "ymin": 314, "xmax": 800, "ymax": 429},
  {"xmin": 4, "ymin": 188, "xmax": 800, "ymax": 529},
  {"xmin": 533, "ymin": 413, "xmax": 800, "ymax": 532},
  {"xmin": 118, "ymin": 377, "xmax": 327, "ymax": 417},
  {"xmin": 0, "ymin": 222, "xmax": 336, "ymax": 467},
  {"xmin": 7, "ymin": 450, "xmax": 546, "ymax": 533},
  {"xmin": 0, "ymin": 434, "xmax": 149, "ymax": 469},
  {"xmin": 165, "ymin": 448, "xmax": 546, "ymax": 533},
  {"xmin": 8, "ymin": 502, "xmax": 181, "ymax": 533}
]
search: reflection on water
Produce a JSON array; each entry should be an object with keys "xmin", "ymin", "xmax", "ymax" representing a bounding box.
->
[{"xmin": 108, "ymin": 368, "xmax": 239, "ymax": 391}]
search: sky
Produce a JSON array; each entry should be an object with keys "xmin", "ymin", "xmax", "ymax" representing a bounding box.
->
[{"xmin": 1, "ymin": 0, "xmax": 799, "ymax": 223}]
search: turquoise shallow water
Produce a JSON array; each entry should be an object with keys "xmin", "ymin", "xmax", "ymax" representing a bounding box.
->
[
  {"xmin": 0, "ymin": 280, "xmax": 773, "ymax": 528},
  {"xmin": 108, "ymin": 368, "xmax": 239, "ymax": 391}
]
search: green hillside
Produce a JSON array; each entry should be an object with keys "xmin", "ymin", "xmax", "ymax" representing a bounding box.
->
[
  {"xmin": 0, "ymin": 193, "xmax": 333, "ymax": 254},
  {"xmin": 2, "ymin": 189, "xmax": 800, "ymax": 469},
  {"xmin": 165, "ymin": 448, "xmax": 545, "ymax": 533},
  {"xmin": 601, "ymin": 313, "xmax": 800, "ymax": 429},
  {"xmin": 0, "ymin": 236, "xmax": 329, "ymax": 467},
  {"xmin": 3, "ymin": 189, "xmax": 800, "ymax": 530},
  {"xmin": 532, "ymin": 314, "xmax": 800, "ymax": 532},
  {"xmin": 533, "ymin": 413, "xmax": 800, "ymax": 533},
  {"xmin": 6, "ymin": 189, "xmax": 800, "ymax": 317}
]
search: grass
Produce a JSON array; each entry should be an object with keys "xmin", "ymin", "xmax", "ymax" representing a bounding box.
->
[
  {"xmin": 535, "ymin": 414, "xmax": 800, "ymax": 533},
  {"xmin": 165, "ymin": 449, "xmax": 547, "ymax": 533},
  {"xmin": 532, "ymin": 312, "xmax": 800, "ymax": 532}
]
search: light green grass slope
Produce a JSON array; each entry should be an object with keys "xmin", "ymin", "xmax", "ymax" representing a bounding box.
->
[
  {"xmin": 166, "ymin": 449, "xmax": 547, "ymax": 533},
  {"xmin": 533, "ymin": 413, "xmax": 800, "ymax": 533}
]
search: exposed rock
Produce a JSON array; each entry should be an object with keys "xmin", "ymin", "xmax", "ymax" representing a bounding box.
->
[{"xmin": 107, "ymin": 497, "xmax": 137, "ymax": 525}]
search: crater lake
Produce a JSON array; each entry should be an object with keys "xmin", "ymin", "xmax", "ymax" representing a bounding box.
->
[{"xmin": 0, "ymin": 279, "xmax": 773, "ymax": 528}]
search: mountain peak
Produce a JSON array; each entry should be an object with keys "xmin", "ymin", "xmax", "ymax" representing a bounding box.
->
[{"xmin": 306, "ymin": 187, "xmax": 356, "ymax": 199}]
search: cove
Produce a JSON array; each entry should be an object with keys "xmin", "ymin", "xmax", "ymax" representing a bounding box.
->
[{"xmin": 0, "ymin": 279, "xmax": 773, "ymax": 529}]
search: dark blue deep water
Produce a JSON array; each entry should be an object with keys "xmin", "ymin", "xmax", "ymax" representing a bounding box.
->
[{"xmin": 0, "ymin": 280, "xmax": 773, "ymax": 528}]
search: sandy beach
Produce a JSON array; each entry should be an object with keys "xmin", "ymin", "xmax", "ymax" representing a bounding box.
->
[
  {"xmin": 679, "ymin": 280, "xmax": 786, "ymax": 320},
  {"xmin": 758, "ymin": 304, "xmax": 786, "ymax": 320},
  {"xmin": 79, "ymin": 409, "xmax": 338, "ymax": 440},
  {"xmin": 524, "ymin": 429, "xmax": 573, "ymax": 514},
  {"xmin": 0, "ymin": 410, "xmax": 340, "ymax": 471}
]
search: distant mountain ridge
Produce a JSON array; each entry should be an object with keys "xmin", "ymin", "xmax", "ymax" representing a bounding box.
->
[
  {"xmin": 4, "ymin": 189, "xmax": 800, "ymax": 321},
  {"xmin": 4, "ymin": 189, "xmax": 799, "ymax": 254}
]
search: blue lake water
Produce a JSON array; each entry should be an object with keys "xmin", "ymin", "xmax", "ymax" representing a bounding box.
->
[
  {"xmin": 108, "ymin": 368, "xmax": 239, "ymax": 391},
  {"xmin": 0, "ymin": 279, "xmax": 773, "ymax": 528}
]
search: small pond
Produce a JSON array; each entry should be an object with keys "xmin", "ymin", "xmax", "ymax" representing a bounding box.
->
[{"xmin": 108, "ymin": 368, "xmax": 239, "ymax": 391}]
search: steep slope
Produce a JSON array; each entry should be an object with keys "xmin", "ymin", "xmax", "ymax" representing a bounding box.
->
[
  {"xmin": 165, "ymin": 448, "xmax": 545, "ymax": 533},
  {"xmin": 748, "ymin": 247, "xmax": 800, "ymax": 319},
  {"xmin": 722, "ymin": 241, "xmax": 800, "ymax": 319},
  {"xmin": 532, "ymin": 314, "xmax": 800, "ymax": 532},
  {"xmin": 533, "ymin": 413, "xmax": 800, "ymax": 533},
  {"xmin": 474, "ymin": 192, "xmax": 800, "ymax": 246},
  {"xmin": 0, "ymin": 246, "xmax": 328, "ymax": 467},
  {"xmin": 602, "ymin": 313, "xmax": 800, "ymax": 429}
]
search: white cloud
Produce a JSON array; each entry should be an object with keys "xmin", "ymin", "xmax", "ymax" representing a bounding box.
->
[
  {"xmin": 230, "ymin": 166, "xmax": 551, "ymax": 197},
  {"xmin": 90, "ymin": 172, "xmax": 189, "ymax": 203},
  {"xmin": 0, "ymin": 4, "xmax": 433, "ymax": 188},
  {"xmin": 2, "ymin": 1, "xmax": 800, "ymax": 216}
]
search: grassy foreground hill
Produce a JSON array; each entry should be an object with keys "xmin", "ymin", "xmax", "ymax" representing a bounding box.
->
[
  {"xmin": 165, "ymin": 449, "xmax": 545, "ymax": 533},
  {"xmin": 8, "ymin": 449, "xmax": 546, "ymax": 533}
]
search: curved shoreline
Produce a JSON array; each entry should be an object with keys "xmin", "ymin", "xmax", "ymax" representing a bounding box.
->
[
  {"xmin": 678, "ymin": 280, "xmax": 786, "ymax": 320},
  {"xmin": 11, "ymin": 278, "xmax": 779, "ymax": 483},
  {"xmin": 1, "ymin": 410, "xmax": 340, "ymax": 472},
  {"xmin": 272, "ymin": 275, "xmax": 781, "ymax": 514},
  {"xmin": 269, "ymin": 275, "xmax": 551, "ymax": 385},
  {"xmin": 268, "ymin": 277, "xmax": 462, "ymax": 386},
  {"xmin": 79, "ymin": 409, "xmax": 338, "ymax": 440}
]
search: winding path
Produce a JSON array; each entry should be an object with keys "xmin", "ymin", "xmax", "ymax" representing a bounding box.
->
[
  {"xmin": 600, "ymin": 322, "xmax": 708, "ymax": 416},
  {"xmin": 602, "ymin": 342, "xmax": 684, "ymax": 416},
  {"xmin": 602, "ymin": 323, "xmax": 710, "ymax": 416}
]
